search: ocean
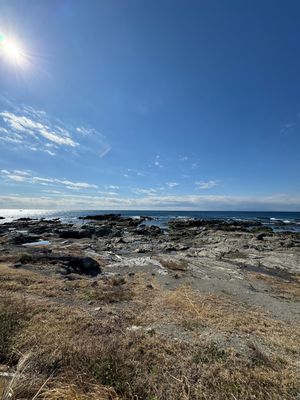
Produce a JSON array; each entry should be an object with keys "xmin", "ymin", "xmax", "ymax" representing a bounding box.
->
[{"xmin": 0, "ymin": 209, "xmax": 300, "ymax": 232}]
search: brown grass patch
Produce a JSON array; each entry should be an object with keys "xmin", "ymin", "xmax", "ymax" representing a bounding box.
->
[
  {"xmin": 159, "ymin": 286, "xmax": 300, "ymax": 354},
  {"xmin": 156, "ymin": 257, "xmax": 188, "ymax": 271},
  {"xmin": 0, "ymin": 264, "xmax": 134, "ymax": 305},
  {"xmin": 39, "ymin": 381, "xmax": 118, "ymax": 400},
  {"xmin": 80, "ymin": 277, "xmax": 134, "ymax": 303},
  {"xmin": 0, "ymin": 267, "xmax": 299, "ymax": 399},
  {"xmin": 135, "ymin": 284, "xmax": 300, "ymax": 362},
  {"xmin": 0, "ymin": 264, "xmax": 65, "ymax": 298},
  {"xmin": 248, "ymin": 272, "xmax": 300, "ymax": 301}
]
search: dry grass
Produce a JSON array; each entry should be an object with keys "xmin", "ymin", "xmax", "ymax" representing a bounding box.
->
[
  {"xmin": 248, "ymin": 272, "xmax": 300, "ymax": 301},
  {"xmin": 0, "ymin": 264, "xmax": 299, "ymax": 399},
  {"xmin": 80, "ymin": 277, "xmax": 134, "ymax": 303},
  {"xmin": 0, "ymin": 264, "xmax": 133, "ymax": 305},
  {"xmin": 39, "ymin": 382, "xmax": 118, "ymax": 400},
  {"xmin": 0, "ymin": 353, "xmax": 38, "ymax": 400},
  {"xmin": 156, "ymin": 257, "xmax": 188, "ymax": 271},
  {"xmin": 0, "ymin": 264, "xmax": 65, "ymax": 298},
  {"xmin": 154, "ymin": 286, "xmax": 300, "ymax": 355}
]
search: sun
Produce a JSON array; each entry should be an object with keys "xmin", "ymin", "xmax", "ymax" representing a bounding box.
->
[{"xmin": 0, "ymin": 34, "xmax": 27, "ymax": 66}]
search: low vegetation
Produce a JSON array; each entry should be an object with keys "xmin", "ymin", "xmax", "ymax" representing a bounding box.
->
[
  {"xmin": 0, "ymin": 263, "xmax": 299, "ymax": 399},
  {"xmin": 249, "ymin": 272, "xmax": 300, "ymax": 301}
]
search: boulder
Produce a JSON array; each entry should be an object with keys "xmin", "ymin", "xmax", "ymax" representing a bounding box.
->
[
  {"xmin": 58, "ymin": 229, "xmax": 92, "ymax": 239},
  {"xmin": 256, "ymin": 233, "xmax": 265, "ymax": 241},
  {"xmin": 79, "ymin": 213, "xmax": 121, "ymax": 221},
  {"xmin": 11, "ymin": 233, "xmax": 40, "ymax": 245},
  {"xmin": 94, "ymin": 226, "xmax": 113, "ymax": 237},
  {"xmin": 18, "ymin": 253, "xmax": 101, "ymax": 276},
  {"xmin": 135, "ymin": 225, "xmax": 163, "ymax": 236}
]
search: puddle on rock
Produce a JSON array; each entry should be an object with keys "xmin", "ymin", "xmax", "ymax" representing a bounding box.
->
[{"xmin": 22, "ymin": 240, "xmax": 50, "ymax": 247}]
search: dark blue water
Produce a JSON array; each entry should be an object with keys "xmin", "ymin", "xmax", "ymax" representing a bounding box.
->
[{"xmin": 1, "ymin": 209, "xmax": 299, "ymax": 232}]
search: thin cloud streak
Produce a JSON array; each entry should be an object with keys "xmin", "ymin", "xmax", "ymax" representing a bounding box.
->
[
  {"xmin": 166, "ymin": 182, "xmax": 179, "ymax": 188},
  {"xmin": 0, "ymin": 169, "xmax": 98, "ymax": 190},
  {"xmin": 195, "ymin": 180, "xmax": 219, "ymax": 189}
]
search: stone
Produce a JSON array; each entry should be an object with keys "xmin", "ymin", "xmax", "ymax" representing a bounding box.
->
[
  {"xmin": 80, "ymin": 214, "xmax": 121, "ymax": 221},
  {"xmin": 146, "ymin": 284, "xmax": 154, "ymax": 289},
  {"xmin": 135, "ymin": 225, "xmax": 163, "ymax": 236},
  {"xmin": 66, "ymin": 273, "xmax": 84, "ymax": 280},
  {"xmin": 94, "ymin": 227, "xmax": 113, "ymax": 237},
  {"xmin": 11, "ymin": 233, "xmax": 40, "ymax": 245},
  {"xmin": 58, "ymin": 230, "xmax": 92, "ymax": 239},
  {"xmin": 18, "ymin": 253, "xmax": 102, "ymax": 276},
  {"xmin": 256, "ymin": 233, "xmax": 265, "ymax": 241}
]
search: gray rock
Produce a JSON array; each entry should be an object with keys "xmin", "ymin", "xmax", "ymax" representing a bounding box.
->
[
  {"xmin": 135, "ymin": 225, "xmax": 163, "ymax": 236},
  {"xmin": 18, "ymin": 253, "xmax": 102, "ymax": 276},
  {"xmin": 94, "ymin": 227, "xmax": 113, "ymax": 237},
  {"xmin": 58, "ymin": 229, "xmax": 92, "ymax": 239},
  {"xmin": 11, "ymin": 233, "xmax": 40, "ymax": 245}
]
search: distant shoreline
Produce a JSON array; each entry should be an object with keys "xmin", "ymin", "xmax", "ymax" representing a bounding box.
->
[{"xmin": 1, "ymin": 209, "xmax": 300, "ymax": 232}]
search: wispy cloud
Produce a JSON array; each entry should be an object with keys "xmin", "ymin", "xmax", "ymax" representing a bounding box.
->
[
  {"xmin": 76, "ymin": 127, "xmax": 94, "ymax": 135},
  {"xmin": 0, "ymin": 111, "xmax": 78, "ymax": 149},
  {"xmin": 179, "ymin": 155, "xmax": 188, "ymax": 161},
  {"xmin": 105, "ymin": 185, "xmax": 119, "ymax": 190},
  {"xmin": 0, "ymin": 169, "xmax": 98, "ymax": 191},
  {"xmin": 98, "ymin": 191, "xmax": 118, "ymax": 196},
  {"xmin": 42, "ymin": 190, "xmax": 62, "ymax": 194},
  {"xmin": 126, "ymin": 169, "xmax": 145, "ymax": 177},
  {"xmin": 166, "ymin": 182, "xmax": 179, "ymax": 188},
  {"xmin": 280, "ymin": 122, "xmax": 295, "ymax": 135},
  {"xmin": 4, "ymin": 174, "xmax": 27, "ymax": 182},
  {"xmin": 195, "ymin": 180, "xmax": 219, "ymax": 189},
  {"xmin": 133, "ymin": 188, "xmax": 158, "ymax": 196},
  {"xmin": 13, "ymin": 170, "xmax": 31, "ymax": 176},
  {"xmin": 58, "ymin": 180, "xmax": 98, "ymax": 190},
  {"xmin": 153, "ymin": 155, "xmax": 163, "ymax": 168},
  {"xmin": 0, "ymin": 100, "xmax": 111, "ymax": 159}
]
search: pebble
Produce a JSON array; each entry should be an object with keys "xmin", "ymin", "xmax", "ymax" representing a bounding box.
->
[{"xmin": 146, "ymin": 284, "xmax": 154, "ymax": 289}]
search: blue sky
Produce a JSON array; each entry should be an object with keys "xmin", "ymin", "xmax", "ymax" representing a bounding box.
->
[{"xmin": 0, "ymin": 0, "xmax": 299, "ymax": 210}]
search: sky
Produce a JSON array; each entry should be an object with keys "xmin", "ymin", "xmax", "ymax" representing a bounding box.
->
[{"xmin": 0, "ymin": 0, "xmax": 299, "ymax": 211}]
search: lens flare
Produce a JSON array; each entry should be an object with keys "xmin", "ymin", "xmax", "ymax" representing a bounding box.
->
[{"xmin": 0, "ymin": 34, "xmax": 27, "ymax": 66}]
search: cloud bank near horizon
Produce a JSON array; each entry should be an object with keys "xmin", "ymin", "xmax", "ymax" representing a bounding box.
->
[
  {"xmin": 0, "ymin": 167, "xmax": 299, "ymax": 211},
  {"xmin": 0, "ymin": 193, "xmax": 299, "ymax": 211}
]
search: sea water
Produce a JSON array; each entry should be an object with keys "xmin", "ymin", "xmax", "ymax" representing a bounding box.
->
[{"xmin": 0, "ymin": 209, "xmax": 300, "ymax": 232}]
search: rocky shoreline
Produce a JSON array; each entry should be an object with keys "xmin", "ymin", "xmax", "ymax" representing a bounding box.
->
[
  {"xmin": 0, "ymin": 213, "xmax": 299, "ymax": 399},
  {"xmin": 1, "ymin": 213, "xmax": 299, "ymax": 317}
]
